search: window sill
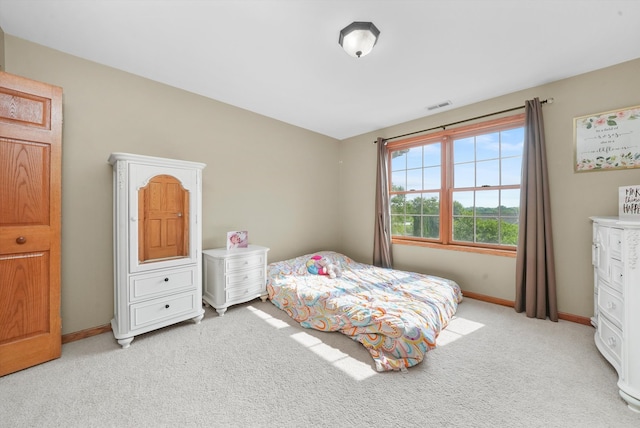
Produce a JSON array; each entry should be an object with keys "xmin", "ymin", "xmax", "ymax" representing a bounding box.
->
[{"xmin": 391, "ymin": 238, "xmax": 517, "ymax": 258}]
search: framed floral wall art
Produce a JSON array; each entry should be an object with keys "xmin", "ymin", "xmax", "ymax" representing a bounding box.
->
[{"xmin": 574, "ymin": 105, "xmax": 640, "ymax": 172}]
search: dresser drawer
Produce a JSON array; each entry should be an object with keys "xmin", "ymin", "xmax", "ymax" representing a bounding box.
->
[
  {"xmin": 225, "ymin": 253, "xmax": 265, "ymax": 273},
  {"xmin": 609, "ymin": 228, "xmax": 623, "ymax": 261},
  {"xmin": 129, "ymin": 267, "xmax": 196, "ymax": 302},
  {"xmin": 226, "ymin": 267, "xmax": 265, "ymax": 288},
  {"xmin": 610, "ymin": 260, "xmax": 624, "ymax": 294},
  {"xmin": 598, "ymin": 284, "xmax": 623, "ymax": 329},
  {"xmin": 130, "ymin": 292, "xmax": 198, "ymax": 330},
  {"xmin": 597, "ymin": 316, "xmax": 623, "ymax": 367}
]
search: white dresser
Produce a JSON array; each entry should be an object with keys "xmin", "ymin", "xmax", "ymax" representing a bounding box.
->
[
  {"xmin": 109, "ymin": 153, "xmax": 206, "ymax": 348},
  {"xmin": 202, "ymin": 245, "xmax": 269, "ymax": 316},
  {"xmin": 591, "ymin": 216, "xmax": 640, "ymax": 412}
]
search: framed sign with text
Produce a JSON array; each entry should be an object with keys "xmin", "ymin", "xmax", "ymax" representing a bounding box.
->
[
  {"xmin": 619, "ymin": 185, "xmax": 640, "ymax": 219},
  {"xmin": 574, "ymin": 105, "xmax": 640, "ymax": 172}
]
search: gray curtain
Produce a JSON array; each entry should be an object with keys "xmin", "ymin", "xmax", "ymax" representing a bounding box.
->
[
  {"xmin": 515, "ymin": 98, "xmax": 558, "ymax": 321},
  {"xmin": 373, "ymin": 137, "xmax": 393, "ymax": 268}
]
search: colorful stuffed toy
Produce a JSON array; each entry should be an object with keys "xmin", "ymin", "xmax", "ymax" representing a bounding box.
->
[
  {"xmin": 306, "ymin": 255, "xmax": 325, "ymax": 275},
  {"xmin": 306, "ymin": 254, "xmax": 342, "ymax": 279}
]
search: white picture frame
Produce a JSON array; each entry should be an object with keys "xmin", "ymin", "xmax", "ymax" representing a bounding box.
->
[{"xmin": 226, "ymin": 231, "xmax": 248, "ymax": 250}]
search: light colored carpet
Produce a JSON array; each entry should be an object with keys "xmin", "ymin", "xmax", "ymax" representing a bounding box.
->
[{"xmin": 1, "ymin": 297, "xmax": 639, "ymax": 427}]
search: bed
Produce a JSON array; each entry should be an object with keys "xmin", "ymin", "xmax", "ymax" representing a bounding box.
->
[{"xmin": 266, "ymin": 251, "xmax": 463, "ymax": 372}]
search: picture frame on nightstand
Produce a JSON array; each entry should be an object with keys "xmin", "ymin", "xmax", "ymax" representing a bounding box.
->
[{"xmin": 226, "ymin": 230, "xmax": 248, "ymax": 250}]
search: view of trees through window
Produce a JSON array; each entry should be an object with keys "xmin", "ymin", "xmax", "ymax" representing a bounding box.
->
[{"xmin": 389, "ymin": 117, "xmax": 524, "ymax": 249}]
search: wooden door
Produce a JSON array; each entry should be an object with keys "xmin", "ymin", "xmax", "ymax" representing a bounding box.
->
[
  {"xmin": 138, "ymin": 175, "xmax": 189, "ymax": 262},
  {"xmin": 0, "ymin": 71, "xmax": 62, "ymax": 376}
]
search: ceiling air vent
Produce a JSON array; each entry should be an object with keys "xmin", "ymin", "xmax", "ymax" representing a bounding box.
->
[{"xmin": 427, "ymin": 100, "xmax": 452, "ymax": 111}]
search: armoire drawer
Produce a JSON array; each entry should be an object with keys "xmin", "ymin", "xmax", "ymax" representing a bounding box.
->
[
  {"xmin": 129, "ymin": 292, "xmax": 198, "ymax": 330},
  {"xmin": 129, "ymin": 266, "xmax": 196, "ymax": 302},
  {"xmin": 225, "ymin": 253, "xmax": 265, "ymax": 273},
  {"xmin": 597, "ymin": 284, "xmax": 623, "ymax": 329}
]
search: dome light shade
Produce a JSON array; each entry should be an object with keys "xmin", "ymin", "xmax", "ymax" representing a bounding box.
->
[{"xmin": 338, "ymin": 21, "xmax": 380, "ymax": 58}]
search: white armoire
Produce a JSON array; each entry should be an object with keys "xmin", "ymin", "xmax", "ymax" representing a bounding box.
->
[
  {"xmin": 591, "ymin": 216, "xmax": 640, "ymax": 412},
  {"xmin": 109, "ymin": 153, "xmax": 206, "ymax": 348}
]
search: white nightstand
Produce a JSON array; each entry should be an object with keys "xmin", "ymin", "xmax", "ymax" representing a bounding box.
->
[{"xmin": 202, "ymin": 245, "xmax": 270, "ymax": 316}]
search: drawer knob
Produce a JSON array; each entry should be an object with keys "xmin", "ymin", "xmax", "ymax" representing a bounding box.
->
[
  {"xmin": 165, "ymin": 304, "xmax": 170, "ymax": 309},
  {"xmin": 16, "ymin": 236, "xmax": 27, "ymax": 244},
  {"xmin": 164, "ymin": 278, "xmax": 169, "ymax": 282},
  {"xmin": 607, "ymin": 337, "xmax": 616, "ymax": 348},
  {"xmin": 607, "ymin": 302, "xmax": 616, "ymax": 310}
]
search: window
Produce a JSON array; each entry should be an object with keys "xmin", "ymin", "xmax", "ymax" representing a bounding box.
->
[{"xmin": 388, "ymin": 114, "xmax": 525, "ymax": 253}]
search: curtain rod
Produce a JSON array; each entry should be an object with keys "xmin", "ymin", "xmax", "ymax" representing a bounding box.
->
[{"xmin": 375, "ymin": 98, "xmax": 553, "ymax": 143}]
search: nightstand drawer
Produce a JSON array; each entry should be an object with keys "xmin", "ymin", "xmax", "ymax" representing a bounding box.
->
[
  {"xmin": 226, "ymin": 267, "xmax": 264, "ymax": 288},
  {"xmin": 225, "ymin": 253, "xmax": 265, "ymax": 273},
  {"xmin": 130, "ymin": 292, "xmax": 198, "ymax": 330},
  {"xmin": 226, "ymin": 281, "xmax": 266, "ymax": 303},
  {"xmin": 598, "ymin": 284, "xmax": 623, "ymax": 329},
  {"xmin": 129, "ymin": 267, "xmax": 196, "ymax": 302}
]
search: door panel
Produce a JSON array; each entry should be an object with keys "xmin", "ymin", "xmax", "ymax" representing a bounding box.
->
[
  {"xmin": 0, "ymin": 138, "xmax": 50, "ymax": 225},
  {"xmin": 0, "ymin": 71, "xmax": 62, "ymax": 377},
  {"xmin": 0, "ymin": 86, "xmax": 51, "ymax": 130},
  {"xmin": 0, "ymin": 252, "xmax": 49, "ymax": 343}
]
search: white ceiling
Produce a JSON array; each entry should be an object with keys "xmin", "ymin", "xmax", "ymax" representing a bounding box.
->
[{"xmin": 1, "ymin": 0, "xmax": 640, "ymax": 140}]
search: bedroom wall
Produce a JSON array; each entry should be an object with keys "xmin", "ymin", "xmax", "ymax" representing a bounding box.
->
[
  {"xmin": 4, "ymin": 35, "xmax": 341, "ymax": 334},
  {"xmin": 338, "ymin": 57, "xmax": 640, "ymax": 319},
  {"xmin": 5, "ymin": 33, "xmax": 640, "ymax": 332}
]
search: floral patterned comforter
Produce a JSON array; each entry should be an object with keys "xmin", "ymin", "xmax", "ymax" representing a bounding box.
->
[{"xmin": 266, "ymin": 251, "xmax": 463, "ymax": 372}]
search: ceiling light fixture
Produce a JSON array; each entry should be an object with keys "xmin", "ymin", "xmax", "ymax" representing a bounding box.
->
[{"xmin": 338, "ymin": 21, "xmax": 380, "ymax": 58}]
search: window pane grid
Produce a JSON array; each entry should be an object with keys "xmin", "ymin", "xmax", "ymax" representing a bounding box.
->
[
  {"xmin": 451, "ymin": 187, "xmax": 520, "ymax": 246},
  {"xmin": 390, "ymin": 191, "xmax": 441, "ymax": 239},
  {"xmin": 388, "ymin": 115, "xmax": 523, "ymax": 250}
]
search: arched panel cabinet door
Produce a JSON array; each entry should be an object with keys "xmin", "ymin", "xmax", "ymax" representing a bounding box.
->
[
  {"xmin": 138, "ymin": 174, "xmax": 189, "ymax": 263},
  {"xmin": 0, "ymin": 71, "xmax": 63, "ymax": 377},
  {"xmin": 108, "ymin": 153, "xmax": 206, "ymax": 349}
]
